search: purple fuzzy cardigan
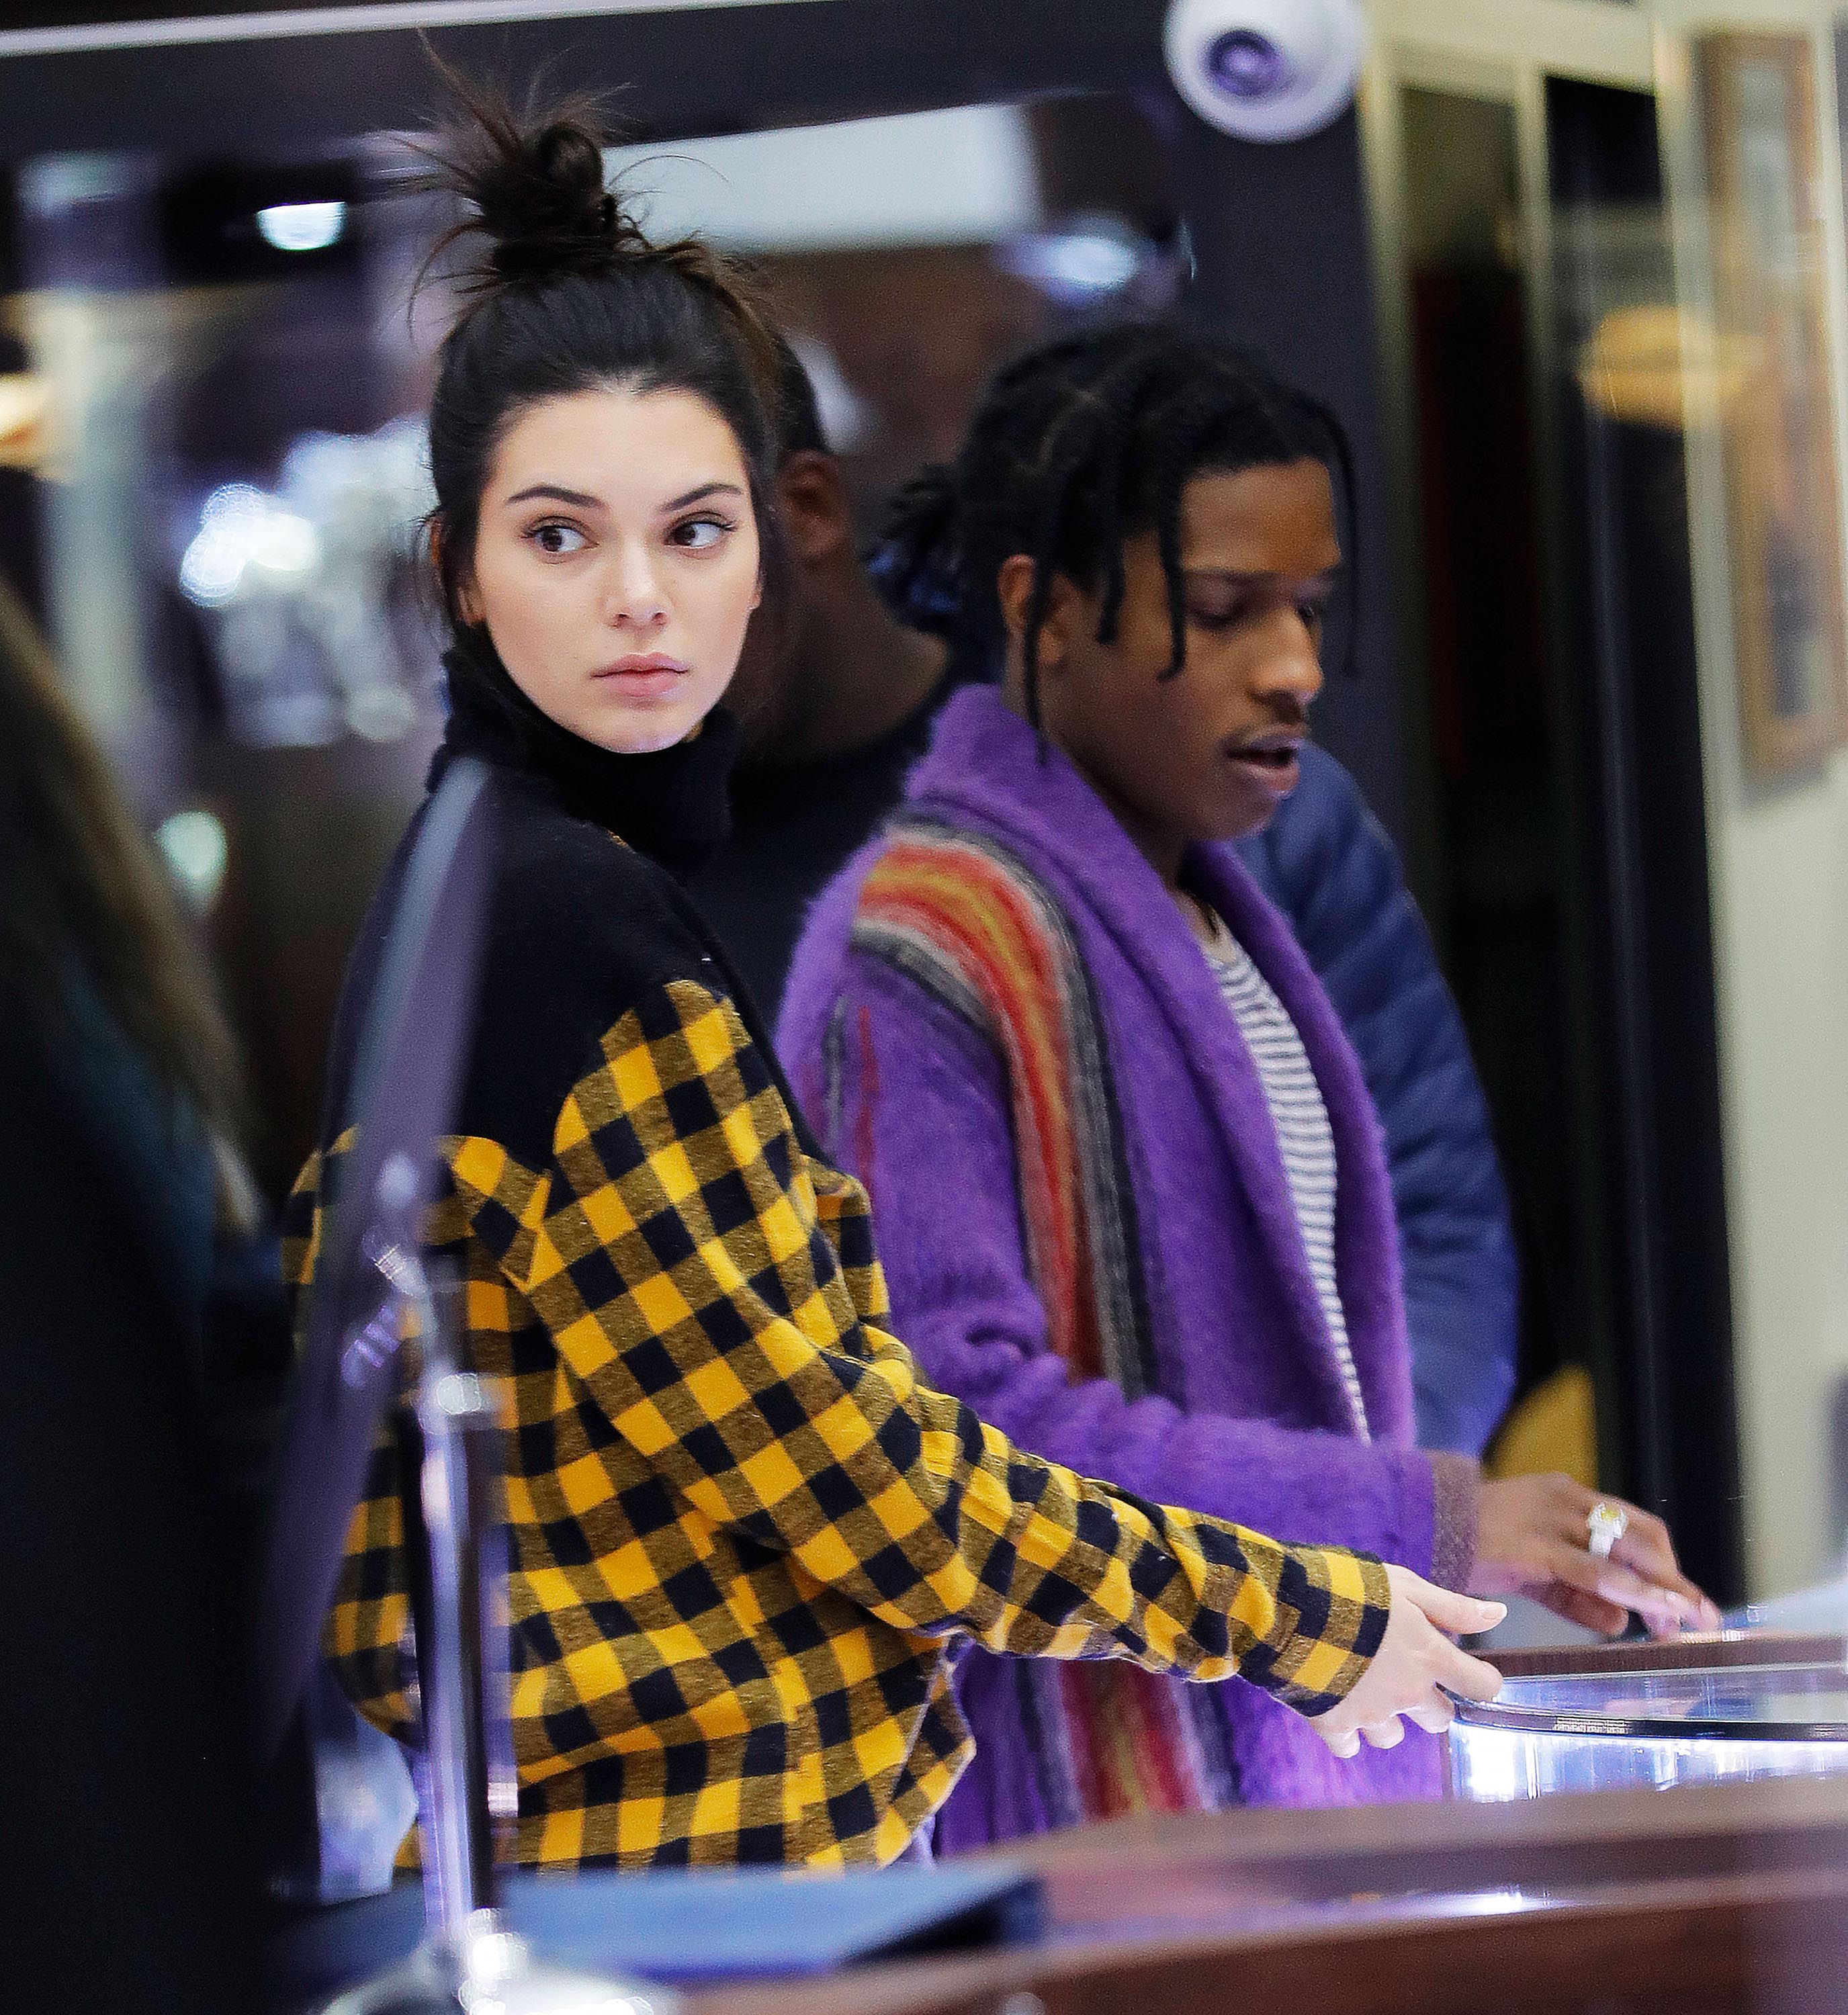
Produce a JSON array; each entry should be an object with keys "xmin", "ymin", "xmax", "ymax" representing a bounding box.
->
[{"xmin": 778, "ymin": 688, "xmax": 1477, "ymax": 1838}]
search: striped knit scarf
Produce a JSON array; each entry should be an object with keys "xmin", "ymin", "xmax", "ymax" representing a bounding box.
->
[{"xmin": 839, "ymin": 813, "xmax": 1240, "ymax": 1824}]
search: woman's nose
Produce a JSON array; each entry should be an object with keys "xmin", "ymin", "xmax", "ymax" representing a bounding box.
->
[{"xmin": 603, "ymin": 547, "xmax": 669, "ymax": 629}]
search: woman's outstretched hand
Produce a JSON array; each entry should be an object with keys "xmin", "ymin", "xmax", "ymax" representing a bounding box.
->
[{"xmin": 1311, "ymin": 1566, "xmax": 1504, "ymax": 1759}]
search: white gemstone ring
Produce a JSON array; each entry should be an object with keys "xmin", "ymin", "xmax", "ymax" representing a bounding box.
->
[{"xmin": 1586, "ymin": 1501, "xmax": 1630, "ymax": 1560}]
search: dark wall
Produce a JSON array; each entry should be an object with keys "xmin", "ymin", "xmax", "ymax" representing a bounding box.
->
[
  {"xmin": 1546, "ymin": 75, "xmax": 1741, "ymax": 1601},
  {"xmin": 1171, "ymin": 103, "xmax": 1403, "ymax": 837},
  {"xmin": 0, "ymin": 0, "xmax": 1407, "ymax": 843}
]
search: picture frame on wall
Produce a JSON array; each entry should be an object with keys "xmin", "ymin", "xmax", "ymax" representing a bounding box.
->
[{"xmin": 1698, "ymin": 30, "xmax": 1848, "ymax": 779}]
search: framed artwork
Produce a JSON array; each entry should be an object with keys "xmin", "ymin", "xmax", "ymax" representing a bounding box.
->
[{"xmin": 1698, "ymin": 31, "xmax": 1848, "ymax": 778}]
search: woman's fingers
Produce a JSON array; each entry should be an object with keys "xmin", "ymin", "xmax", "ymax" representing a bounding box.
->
[
  {"xmin": 1434, "ymin": 1641, "xmax": 1505, "ymax": 1704},
  {"xmin": 1406, "ymin": 1696, "xmax": 1456, "ymax": 1735},
  {"xmin": 1313, "ymin": 1568, "xmax": 1504, "ymax": 1760},
  {"xmin": 1393, "ymin": 1570, "xmax": 1507, "ymax": 1639}
]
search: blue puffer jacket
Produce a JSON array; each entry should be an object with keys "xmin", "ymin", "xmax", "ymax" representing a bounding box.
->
[{"xmin": 1235, "ymin": 746, "xmax": 1518, "ymax": 1455}]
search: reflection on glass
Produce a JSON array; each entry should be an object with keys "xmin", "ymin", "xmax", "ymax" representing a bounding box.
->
[
  {"xmin": 1450, "ymin": 1658, "xmax": 1848, "ymax": 1799},
  {"xmin": 1697, "ymin": 30, "xmax": 1848, "ymax": 772}
]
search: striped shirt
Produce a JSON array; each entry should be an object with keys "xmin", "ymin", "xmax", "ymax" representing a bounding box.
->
[{"xmin": 1199, "ymin": 913, "xmax": 1371, "ymax": 1442}]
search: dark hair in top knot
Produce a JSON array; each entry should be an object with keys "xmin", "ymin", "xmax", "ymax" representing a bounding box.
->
[
  {"xmin": 875, "ymin": 320, "xmax": 1358, "ymax": 731},
  {"xmin": 410, "ymin": 56, "xmax": 787, "ymax": 637}
]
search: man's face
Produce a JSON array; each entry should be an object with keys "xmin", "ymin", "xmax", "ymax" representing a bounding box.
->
[{"xmin": 726, "ymin": 450, "xmax": 850, "ymax": 761}]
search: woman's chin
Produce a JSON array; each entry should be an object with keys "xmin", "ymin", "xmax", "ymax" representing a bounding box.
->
[{"xmin": 576, "ymin": 702, "xmax": 712, "ymax": 756}]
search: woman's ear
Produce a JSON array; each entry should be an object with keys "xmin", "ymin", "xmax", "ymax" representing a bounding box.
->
[
  {"xmin": 996, "ymin": 554, "xmax": 1079, "ymax": 674},
  {"xmin": 433, "ymin": 521, "xmax": 484, "ymax": 626}
]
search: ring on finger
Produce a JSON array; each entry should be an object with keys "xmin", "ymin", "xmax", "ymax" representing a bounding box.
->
[{"xmin": 1586, "ymin": 1501, "xmax": 1630, "ymax": 1561}]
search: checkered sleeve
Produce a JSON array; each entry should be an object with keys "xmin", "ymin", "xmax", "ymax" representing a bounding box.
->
[{"xmin": 479, "ymin": 978, "xmax": 1390, "ymax": 1717}]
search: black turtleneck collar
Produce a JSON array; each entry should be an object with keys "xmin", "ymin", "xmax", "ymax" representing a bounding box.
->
[{"xmin": 429, "ymin": 625, "xmax": 741, "ymax": 884}]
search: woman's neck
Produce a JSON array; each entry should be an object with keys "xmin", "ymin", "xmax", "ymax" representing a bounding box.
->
[{"xmin": 434, "ymin": 626, "xmax": 742, "ymax": 882}]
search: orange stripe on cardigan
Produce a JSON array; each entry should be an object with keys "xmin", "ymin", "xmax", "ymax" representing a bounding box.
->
[
  {"xmin": 845, "ymin": 817, "xmax": 1237, "ymax": 1825},
  {"xmin": 856, "ymin": 832, "xmax": 1104, "ymax": 1380}
]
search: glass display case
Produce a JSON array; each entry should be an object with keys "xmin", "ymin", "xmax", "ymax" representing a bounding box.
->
[{"xmin": 1449, "ymin": 1633, "xmax": 1848, "ymax": 1800}]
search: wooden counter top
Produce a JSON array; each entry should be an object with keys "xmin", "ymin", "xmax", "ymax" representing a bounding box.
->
[{"xmin": 690, "ymin": 1776, "xmax": 1848, "ymax": 2015}]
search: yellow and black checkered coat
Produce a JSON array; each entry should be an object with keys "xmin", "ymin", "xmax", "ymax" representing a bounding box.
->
[{"xmin": 285, "ymin": 766, "xmax": 1391, "ymax": 1871}]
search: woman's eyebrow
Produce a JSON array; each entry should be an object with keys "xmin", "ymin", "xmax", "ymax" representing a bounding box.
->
[
  {"xmin": 504, "ymin": 483, "xmax": 603, "ymax": 509},
  {"xmin": 660, "ymin": 480, "xmax": 745, "ymax": 512}
]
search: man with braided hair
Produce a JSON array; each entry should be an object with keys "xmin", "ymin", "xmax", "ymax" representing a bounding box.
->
[
  {"xmin": 708, "ymin": 337, "xmax": 1513, "ymax": 1454},
  {"xmin": 779, "ymin": 321, "xmax": 1713, "ymax": 1838}
]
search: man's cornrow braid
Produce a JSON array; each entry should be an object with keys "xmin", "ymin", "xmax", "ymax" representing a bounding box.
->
[
  {"xmin": 1290, "ymin": 388, "xmax": 1362, "ymax": 678},
  {"xmin": 1080, "ymin": 349, "xmax": 1189, "ymax": 645},
  {"xmin": 948, "ymin": 362, "xmax": 1094, "ymax": 661},
  {"xmin": 1018, "ymin": 407, "xmax": 1114, "ymax": 734},
  {"xmin": 1002, "ymin": 337, "xmax": 1178, "ymax": 706},
  {"xmin": 1137, "ymin": 377, "xmax": 1282, "ymax": 685}
]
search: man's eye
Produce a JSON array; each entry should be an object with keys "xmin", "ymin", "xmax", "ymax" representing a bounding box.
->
[
  {"xmin": 529, "ymin": 523, "xmax": 588, "ymax": 557},
  {"xmin": 1188, "ymin": 597, "xmax": 1252, "ymax": 629},
  {"xmin": 670, "ymin": 516, "xmax": 735, "ymax": 551}
]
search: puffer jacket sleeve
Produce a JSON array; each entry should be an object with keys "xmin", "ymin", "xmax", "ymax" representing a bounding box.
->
[{"xmin": 1235, "ymin": 747, "xmax": 1518, "ymax": 1456}]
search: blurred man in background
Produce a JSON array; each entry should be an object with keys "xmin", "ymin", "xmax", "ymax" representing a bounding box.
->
[{"xmin": 698, "ymin": 348, "xmax": 967, "ymax": 1010}]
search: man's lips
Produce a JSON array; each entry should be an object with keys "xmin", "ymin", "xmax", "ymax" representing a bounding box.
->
[{"xmin": 1225, "ymin": 730, "xmax": 1306, "ymax": 794}]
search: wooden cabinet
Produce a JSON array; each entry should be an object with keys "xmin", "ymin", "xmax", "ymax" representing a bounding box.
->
[{"xmin": 691, "ymin": 1778, "xmax": 1848, "ymax": 2015}]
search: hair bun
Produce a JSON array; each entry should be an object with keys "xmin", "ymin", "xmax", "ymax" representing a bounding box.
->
[
  {"xmin": 871, "ymin": 462, "xmax": 966, "ymax": 637},
  {"xmin": 416, "ymin": 66, "xmax": 645, "ymax": 292}
]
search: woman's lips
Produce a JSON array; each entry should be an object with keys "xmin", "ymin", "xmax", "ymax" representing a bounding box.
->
[{"xmin": 595, "ymin": 654, "xmax": 689, "ymax": 701}]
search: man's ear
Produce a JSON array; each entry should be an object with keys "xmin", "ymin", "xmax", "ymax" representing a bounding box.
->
[
  {"xmin": 775, "ymin": 449, "xmax": 854, "ymax": 567},
  {"xmin": 996, "ymin": 554, "xmax": 1082, "ymax": 674}
]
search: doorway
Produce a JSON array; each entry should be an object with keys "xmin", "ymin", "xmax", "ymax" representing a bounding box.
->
[{"xmin": 1377, "ymin": 58, "xmax": 1742, "ymax": 1599}]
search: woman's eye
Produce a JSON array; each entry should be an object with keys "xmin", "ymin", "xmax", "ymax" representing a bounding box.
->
[
  {"xmin": 528, "ymin": 522, "xmax": 588, "ymax": 557},
  {"xmin": 669, "ymin": 515, "xmax": 735, "ymax": 552}
]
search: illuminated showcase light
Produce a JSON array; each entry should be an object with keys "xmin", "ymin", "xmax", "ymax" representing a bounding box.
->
[
  {"xmin": 256, "ymin": 200, "xmax": 347, "ymax": 253},
  {"xmin": 179, "ymin": 483, "xmax": 322, "ymax": 607},
  {"xmin": 155, "ymin": 809, "xmax": 229, "ymax": 914},
  {"xmin": 998, "ymin": 229, "xmax": 1143, "ymax": 301}
]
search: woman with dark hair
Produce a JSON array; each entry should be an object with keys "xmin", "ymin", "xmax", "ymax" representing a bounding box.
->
[
  {"xmin": 778, "ymin": 324, "xmax": 1716, "ymax": 1842},
  {"xmin": 0, "ymin": 578, "xmax": 256, "ymax": 1337},
  {"xmin": 288, "ymin": 84, "xmax": 1507, "ymax": 1874}
]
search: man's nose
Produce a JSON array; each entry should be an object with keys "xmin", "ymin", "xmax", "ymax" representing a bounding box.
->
[{"xmin": 1249, "ymin": 604, "xmax": 1325, "ymax": 707}]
